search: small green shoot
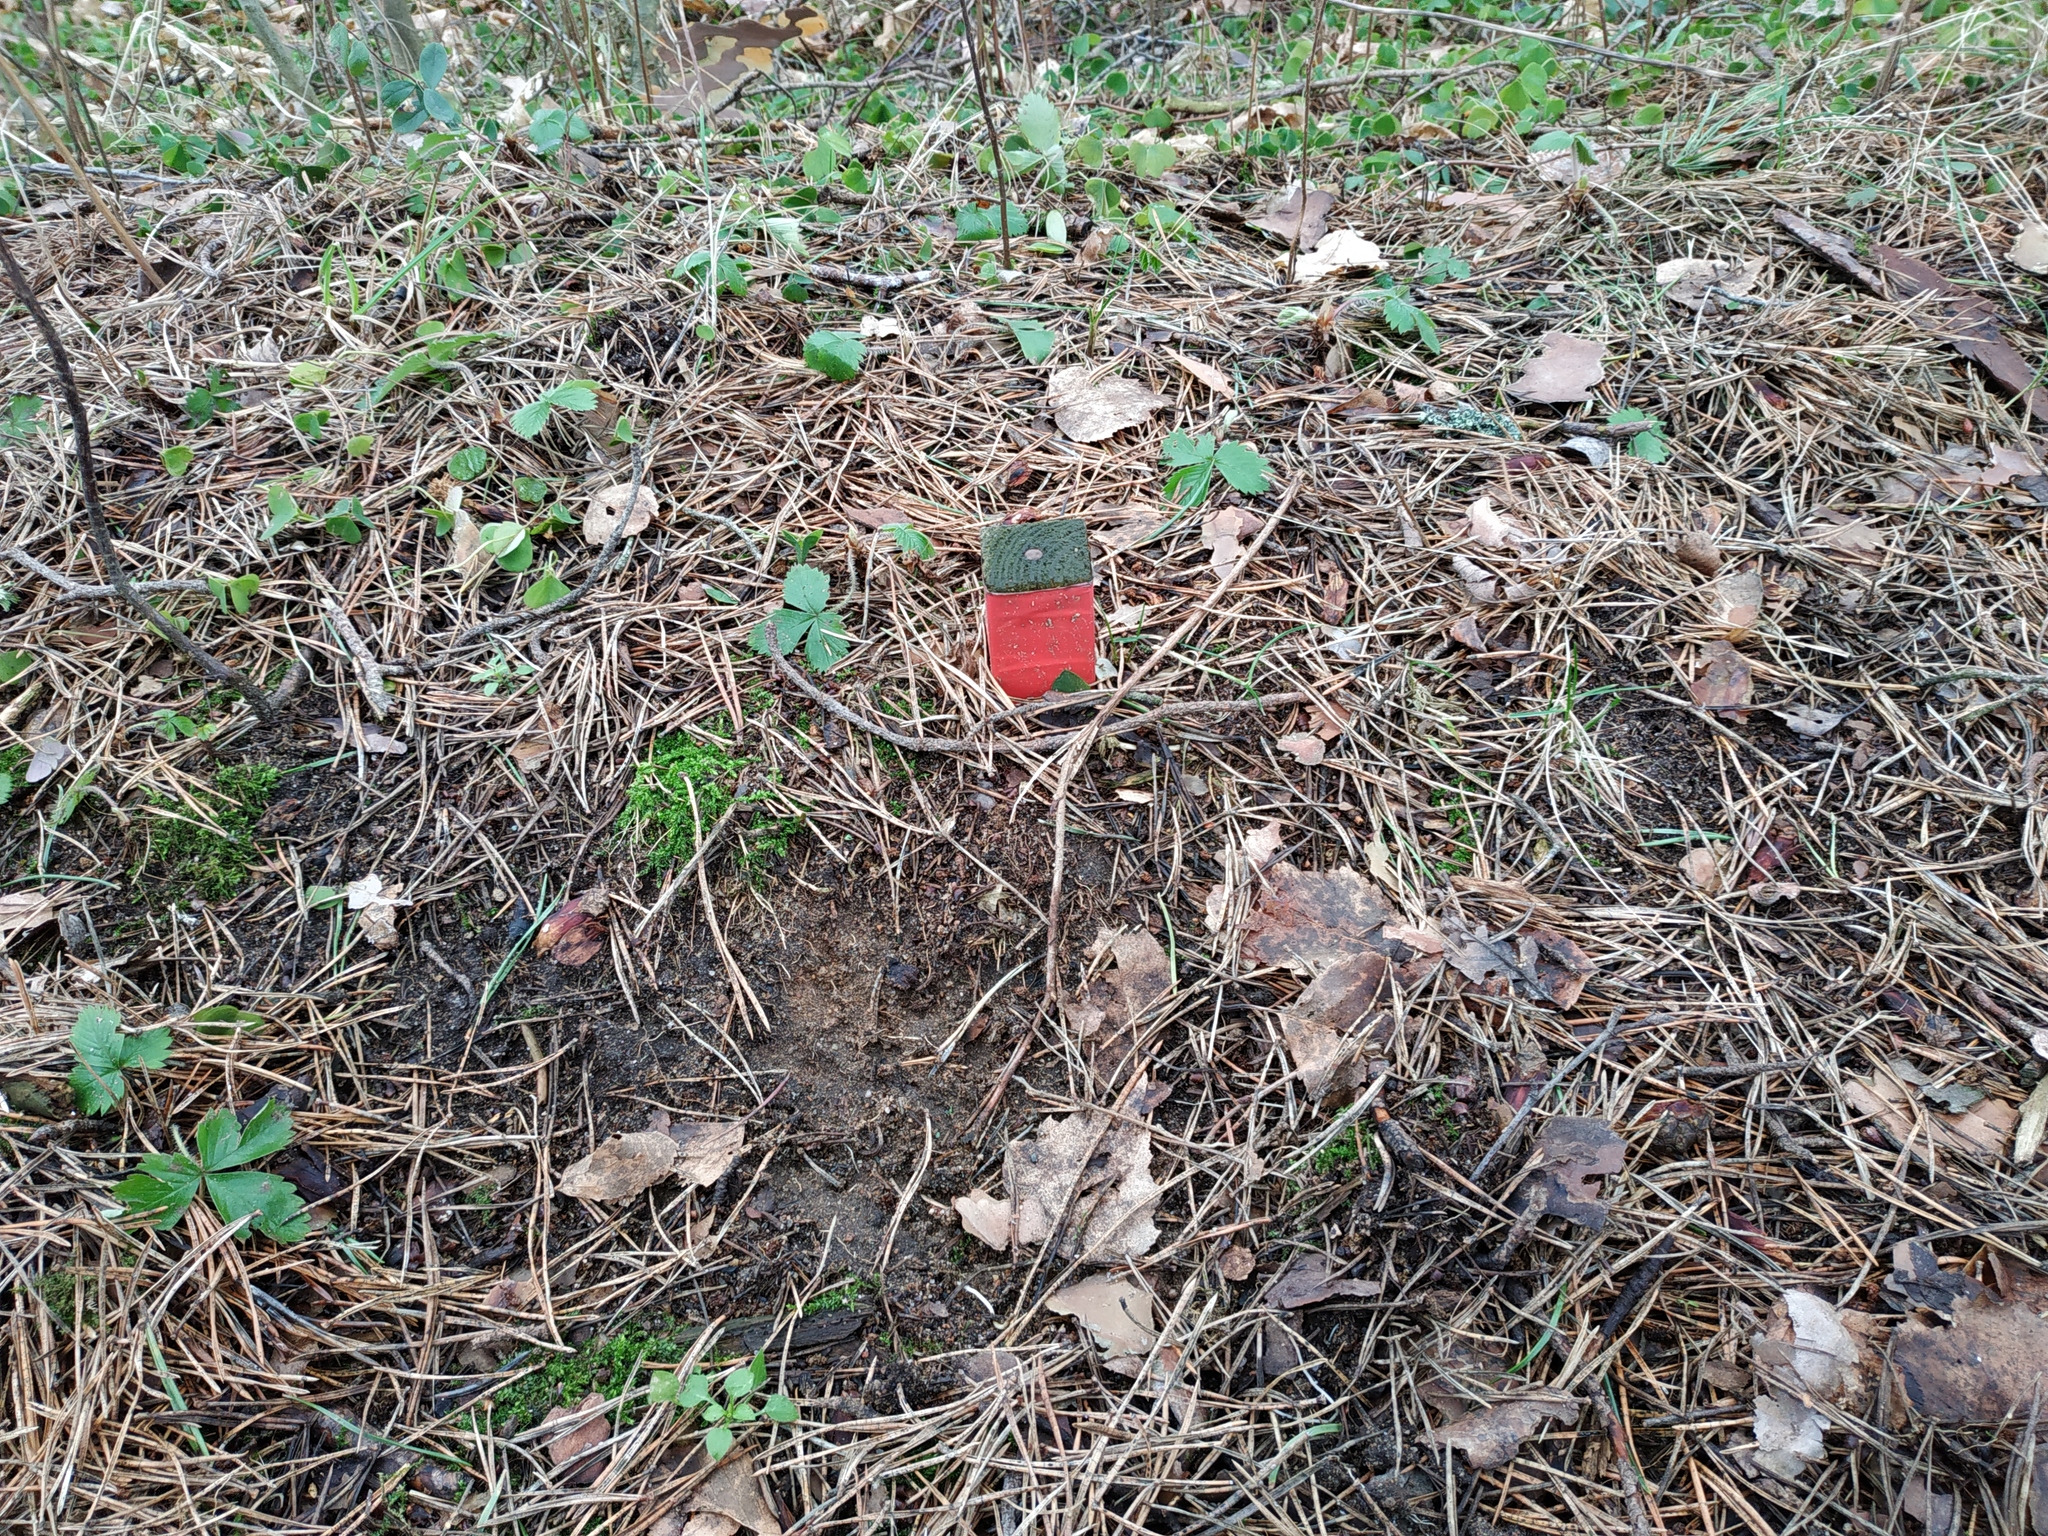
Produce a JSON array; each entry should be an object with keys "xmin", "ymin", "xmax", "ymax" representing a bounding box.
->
[
  {"xmin": 509, "ymin": 379, "xmax": 601, "ymax": 439},
  {"xmin": 448, "ymin": 445, "xmax": 490, "ymax": 481},
  {"xmin": 524, "ymin": 564, "xmax": 571, "ymax": 609},
  {"xmin": 648, "ymin": 1350, "xmax": 796, "ymax": 1463},
  {"xmin": 478, "ymin": 523, "xmax": 535, "ymax": 571},
  {"xmin": 111, "ymin": 1100, "xmax": 310, "ymax": 1242},
  {"xmin": 161, "ymin": 444, "xmax": 194, "ymax": 477},
  {"xmin": 0, "ymin": 393, "xmax": 44, "ymax": 443},
  {"xmin": 749, "ymin": 564, "xmax": 850, "ymax": 670},
  {"xmin": 1006, "ymin": 318, "xmax": 1056, "ymax": 363},
  {"xmin": 70, "ymin": 1006, "xmax": 172, "ymax": 1116},
  {"xmin": 880, "ymin": 523, "xmax": 934, "ymax": 560},
  {"xmin": 0, "ymin": 650, "xmax": 35, "ymax": 684},
  {"xmin": 1161, "ymin": 431, "xmax": 1271, "ymax": 508},
  {"xmin": 1608, "ymin": 408, "xmax": 1671, "ymax": 463},
  {"xmin": 803, "ymin": 331, "xmax": 864, "ymax": 382}
]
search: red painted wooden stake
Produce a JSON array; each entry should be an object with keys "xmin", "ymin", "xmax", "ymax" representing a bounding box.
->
[{"xmin": 985, "ymin": 585, "xmax": 1096, "ymax": 700}]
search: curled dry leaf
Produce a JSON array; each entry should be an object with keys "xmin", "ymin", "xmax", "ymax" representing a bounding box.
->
[
  {"xmin": 1508, "ymin": 331, "xmax": 1605, "ymax": 403},
  {"xmin": 1773, "ymin": 703, "xmax": 1848, "ymax": 737},
  {"xmin": 1288, "ymin": 230, "xmax": 1387, "ymax": 284},
  {"xmin": 1464, "ymin": 495, "xmax": 1536, "ymax": 553},
  {"xmin": 584, "ymin": 483, "xmax": 658, "ymax": 547},
  {"xmin": 1746, "ymin": 1290, "xmax": 1884, "ymax": 1481},
  {"xmin": 954, "ymin": 1188, "xmax": 1012, "ymax": 1251},
  {"xmin": 535, "ymin": 893, "xmax": 608, "ymax": 966},
  {"xmin": 1005, "ymin": 1110, "xmax": 1160, "ymax": 1259},
  {"xmin": 1242, "ymin": 861, "xmax": 1391, "ymax": 973},
  {"xmin": 1276, "ymin": 732, "xmax": 1325, "ymax": 766},
  {"xmin": 1843, "ymin": 1063, "xmax": 2016, "ymax": 1168},
  {"xmin": 558, "ymin": 1131, "xmax": 678, "ymax": 1202},
  {"xmin": 345, "ymin": 874, "xmax": 409, "ymax": 950},
  {"xmin": 2015, "ymin": 1076, "xmax": 2048, "ymax": 1165},
  {"xmin": 482, "ymin": 1267, "xmax": 541, "ymax": 1312},
  {"xmin": 1164, "ymin": 348, "xmax": 1232, "ymax": 396},
  {"xmin": 1678, "ymin": 846, "xmax": 1723, "ymax": 894},
  {"xmin": 1449, "ymin": 613, "xmax": 1488, "ymax": 650},
  {"xmin": 542, "ymin": 1392, "xmax": 612, "ymax": 1485},
  {"xmin": 1674, "ymin": 529, "xmax": 1721, "ymax": 575},
  {"xmin": 1245, "ymin": 183, "xmax": 1334, "ymax": 249},
  {"xmin": 1655, "ymin": 254, "xmax": 1766, "ymax": 309},
  {"xmin": 1046, "ymin": 1274, "xmax": 1155, "ymax": 1355},
  {"xmin": 2009, "ymin": 219, "xmax": 2048, "ymax": 275},
  {"xmin": 669, "ymin": 1118, "xmax": 747, "ymax": 1187},
  {"xmin": 1201, "ymin": 505, "xmax": 1260, "ymax": 577},
  {"xmin": 1046, "ymin": 367, "xmax": 1169, "ymax": 443},
  {"xmin": 1511, "ymin": 1117, "xmax": 1625, "ymax": 1231},
  {"xmin": 1690, "ymin": 640, "xmax": 1753, "ymax": 713},
  {"xmin": 450, "ymin": 506, "xmax": 491, "ymax": 589},
  {"xmin": 1266, "ymin": 1252, "xmax": 1382, "ymax": 1308},
  {"xmin": 1432, "ymin": 1391, "xmax": 1581, "ymax": 1470}
]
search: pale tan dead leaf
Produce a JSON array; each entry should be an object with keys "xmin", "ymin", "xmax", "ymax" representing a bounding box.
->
[
  {"xmin": 1230, "ymin": 98, "xmax": 1302, "ymax": 134},
  {"xmin": 1530, "ymin": 141, "xmax": 1628, "ymax": 186},
  {"xmin": 1219, "ymin": 1245, "xmax": 1255, "ymax": 1282},
  {"xmin": 1844, "ymin": 1064, "xmax": 2017, "ymax": 1168},
  {"xmin": 584, "ymin": 483, "xmax": 658, "ymax": 547},
  {"xmin": 2013, "ymin": 1076, "xmax": 2048, "ymax": 1164},
  {"xmin": 954, "ymin": 1188, "xmax": 1013, "ymax": 1251},
  {"xmin": 671, "ymin": 1119, "xmax": 746, "ymax": 1187},
  {"xmin": 542, "ymin": 1393, "xmax": 611, "ymax": 1485},
  {"xmin": 2008, "ymin": 219, "xmax": 2048, "ymax": 275},
  {"xmin": 558, "ymin": 1131, "xmax": 678, "ymax": 1201},
  {"xmin": 450, "ymin": 506, "xmax": 491, "ymax": 589},
  {"xmin": 1432, "ymin": 1391, "xmax": 1580, "ymax": 1469},
  {"xmin": 1276, "ymin": 732, "xmax": 1326, "ymax": 766},
  {"xmin": 345, "ymin": 874, "xmax": 408, "ymax": 950},
  {"xmin": 657, "ymin": 1514, "xmax": 740, "ymax": 1536},
  {"xmin": 1245, "ymin": 182, "xmax": 1335, "ymax": 248},
  {"xmin": 1244, "ymin": 821, "xmax": 1287, "ymax": 869},
  {"xmin": 1308, "ymin": 701, "xmax": 1351, "ymax": 740},
  {"xmin": 1165, "ymin": 348, "xmax": 1232, "ymax": 396},
  {"xmin": 1809, "ymin": 514, "xmax": 1886, "ymax": 564},
  {"xmin": 688, "ymin": 1452, "xmax": 782, "ymax": 1533},
  {"xmin": 1076, "ymin": 225, "xmax": 1115, "ymax": 266},
  {"xmin": 1509, "ymin": 331, "xmax": 1605, "ymax": 403},
  {"xmin": 857, "ymin": 314, "xmax": 905, "ymax": 339},
  {"xmin": 1654, "ymin": 254, "xmax": 1766, "ymax": 310},
  {"xmin": 1319, "ymin": 567, "xmax": 1350, "ymax": 624},
  {"xmin": 0, "ymin": 886, "xmax": 76, "ymax": 942},
  {"xmin": 1289, "ymin": 230, "xmax": 1387, "ymax": 284},
  {"xmin": 1690, "ymin": 640, "xmax": 1753, "ymax": 712},
  {"xmin": 1747, "ymin": 1291, "xmax": 1884, "ymax": 1481},
  {"xmin": 1046, "ymin": 1274, "xmax": 1155, "ymax": 1354},
  {"xmin": 1674, "ymin": 529, "xmax": 1721, "ymax": 575},
  {"xmin": 1464, "ymin": 494, "xmax": 1534, "ymax": 551},
  {"xmin": 1046, "ymin": 367, "xmax": 1168, "ymax": 443},
  {"xmin": 1712, "ymin": 567, "xmax": 1764, "ymax": 634},
  {"xmin": 1201, "ymin": 505, "xmax": 1260, "ymax": 577},
  {"xmin": 1267, "ymin": 1252, "xmax": 1383, "ymax": 1307},
  {"xmin": 1006, "ymin": 1110, "xmax": 1160, "ymax": 1259},
  {"xmin": 1677, "ymin": 847, "xmax": 1723, "ymax": 894},
  {"xmin": 1449, "ymin": 613, "xmax": 1488, "ymax": 650}
]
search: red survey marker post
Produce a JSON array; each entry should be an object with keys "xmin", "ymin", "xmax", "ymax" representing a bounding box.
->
[{"xmin": 981, "ymin": 518, "xmax": 1096, "ymax": 700}]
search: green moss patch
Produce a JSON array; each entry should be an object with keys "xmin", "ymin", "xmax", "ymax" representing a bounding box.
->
[{"xmin": 145, "ymin": 764, "xmax": 278, "ymax": 902}]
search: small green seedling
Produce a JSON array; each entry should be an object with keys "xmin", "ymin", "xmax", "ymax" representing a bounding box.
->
[
  {"xmin": 473, "ymin": 648, "xmax": 536, "ymax": 696},
  {"xmin": 880, "ymin": 523, "xmax": 934, "ymax": 560},
  {"xmin": 523, "ymin": 564, "xmax": 571, "ymax": 609},
  {"xmin": 478, "ymin": 523, "xmax": 534, "ymax": 571},
  {"xmin": 649, "ymin": 1350, "xmax": 797, "ymax": 1463},
  {"xmin": 207, "ymin": 573, "xmax": 261, "ymax": 614},
  {"xmin": 0, "ymin": 649, "xmax": 35, "ymax": 684},
  {"xmin": 509, "ymin": 379, "xmax": 601, "ymax": 439},
  {"xmin": 184, "ymin": 367, "xmax": 236, "ymax": 427},
  {"xmin": 1607, "ymin": 408, "xmax": 1671, "ymax": 464},
  {"xmin": 1161, "ymin": 431, "xmax": 1271, "ymax": 508},
  {"xmin": 526, "ymin": 104, "xmax": 591, "ymax": 156},
  {"xmin": 112, "ymin": 1100, "xmax": 310, "ymax": 1242},
  {"xmin": 1006, "ymin": 318, "xmax": 1056, "ymax": 363},
  {"xmin": 448, "ymin": 444, "xmax": 490, "ymax": 481},
  {"xmin": 803, "ymin": 331, "xmax": 863, "ymax": 382},
  {"xmin": 1, "ymin": 393, "xmax": 46, "ymax": 443},
  {"xmin": 70, "ymin": 1005, "xmax": 172, "ymax": 1116},
  {"xmin": 161, "ymin": 443, "xmax": 194, "ymax": 477},
  {"xmin": 750, "ymin": 564, "xmax": 850, "ymax": 671},
  {"xmin": 381, "ymin": 42, "xmax": 460, "ymax": 134}
]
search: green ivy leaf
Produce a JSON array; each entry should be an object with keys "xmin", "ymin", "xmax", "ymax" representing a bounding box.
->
[
  {"xmin": 803, "ymin": 330, "xmax": 864, "ymax": 382},
  {"xmin": 1213, "ymin": 441, "xmax": 1271, "ymax": 496},
  {"xmin": 524, "ymin": 568, "xmax": 571, "ymax": 609},
  {"xmin": 1006, "ymin": 318, "xmax": 1057, "ymax": 364}
]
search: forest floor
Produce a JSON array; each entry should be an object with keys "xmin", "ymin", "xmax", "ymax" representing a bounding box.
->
[{"xmin": 3, "ymin": 1, "xmax": 2048, "ymax": 1533}]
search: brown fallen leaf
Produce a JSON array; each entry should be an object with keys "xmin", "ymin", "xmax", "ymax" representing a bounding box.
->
[
  {"xmin": 450, "ymin": 505, "xmax": 491, "ymax": 589},
  {"xmin": 1266, "ymin": 1252, "xmax": 1382, "ymax": 1308},
  {"xmin": 1277, "ymin": 950, "xmax": 1407, "ymax": 1096},
  {"xmin": 1246, "ymin": 183, "xmax": 1335, "ymax": 249},
  {"xmin": 1164, "ymin": 348, "xmax": 1232, "ymax": 396},
  {"xmin": 1449, "ymin": 613, "xmax": 1488, "ymax": 650},
  {"xmin": 1710, "ymin": 567, "xmax": 1763, "ymax": 634},
  {"xmin": 1219, "ymin": 1245, "xmax": 1256, "ymax": 1282},
  {"xmin": 1201, "ymin": 504, "xmax": 1260, "ymax": 577},
  {"xmin": 584, "ymin": 483, "xmax": 658, "ymax": 547},
  {"xmin": 542, "ymin": 1392, "xmax": 612, "ymax": 1486},
  {"xmin": 1005, "ymin": 1110, "xmax": 1160, "ymax": 1259},
  {"xmin": 1746, "ymin": 1290, "xmax": 1885, "ymax": 1481},
  {"xmin": 1046, "ymin": 367, "xmax": 1168, "ymax": 443},
  {"xmin": 1899, "ymin": 1477, "xmax": 1956, "ymax": 1536},
  {"xmin": 1883, "ymin": 1240, "xmax": 1985, "ymax": 1319},
  {"xmin": 1844, "ymin": 1064, "xmax": 2016, "ymax": 1167},
  {"xmin": 345, "ymin": 874, "xmax": 408, "ymax": 950},
  {"xmin": 482, "ymin": 1267, "xmax": 541, "ymax": 1312},
  {"xmin": 1511, "ymin": 1117, "xmax": 1625, "ymax": 1231},
  {"xmin": 2010, "ymin": 219, "xmax": 2048, "ymax": 275},
  {"xmin": 1809, "ymin": 512, "xmax": 1886, "ymax": 564},
  {"xmin": 1437, "ymin": 916, "xmax": 1595, "ymax": 1008},
  {"xmin": 1677, "ymin": 846, "xmax": 1723, "ymax": 894},
  {"xmin": 1275, "ymin": 732, "xmax": 1325, "ymax": 766},
  {"xmin": 1432, "ymin": 1391, "xmax": 1580, "ymax": 1470},
  {"xmin": 558, "ymin": 1131, "xmax": 678, "ymax": 1202},
  {"xmin": 953, "ymin": 1189, "xmax": 1012, "ymax": 1251},
  {"xmin": 1674, "ymin": 529, "xmax": 1721, "ymax": 575},
  {"xmin": 1318, "ymin": 567, "xmax": 1349, "ymax": 624},
  {"xmin": 1046, "ymin": 1274, "xmax": 1155, "ymax": 1355},
  {"xmin": 535, "ymin": 891, "xmax": 609, "ymax": 966},
  {"xmin": 1892, "ymin": 1291, "xmax": 2048, "ymax": 1425},
  {"xmin": 1241, "ymin": 862, "xmax": 1392, "ymax": 973},
  {"xmin": 0, "ymin": 884, "xmax": 78, "ymax": 942},
  {"xmin": 652, "ymin": 4, "xmax": 828, "ymax": 117},
  {"xmin": 1654, "ymin": 253, "xmax": 1766, "ymax": 310},
  {"xmin": 1691, "ymin": 640, "xmax": 1754, "ymax": 713},
  {"xmin": 686, "ymin": 1452, "xmax": 783, "ymax": 1534},
  {"xmin": 1508, "ymin": 332, "xmax": 1605, "ymax": 404},
  {"xmin": 2015, "ymin": 1076, "xmax": 2048, "ymax": 1165}
]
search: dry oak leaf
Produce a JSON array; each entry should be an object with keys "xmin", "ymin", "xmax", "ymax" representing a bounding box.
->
[
  {"xmin": 1431, "ymin": 1391, "xmax": 1581, "ymax": 1470},
  {"xmin": 559, "ymin": 1131, "xmax": 678, "ymax": 1201},
  {"xmin": 1047, "ymin": 1274, "xmax": 1155, "ymax": 1355},
  {"xmin": 954, "ymin": 1188, "xmax": 1013, "ymax": 1251},
  {"xmin": 1289, "ymin": 230, "xmax": 1388, "ymax": 284},
  {"xmin": 2009, "ymin": 219, "xmax": 2048, "ymax": 275},
  {"xmin": 1241, "ymin": 861, "xmax": 1392, "ymax": 973},
  {"xmin": 1508, "ymin": 331, "xmax": 1605, "ymax": 403},
  {"xmin": 1691, "ymin": 640, "xmax": 1754, "ymax": 713},
  {"xmin": 1005, "ymin": 1110, "xmax": 1161, "ymax": 1259},
  {"xmin": 542, "ymin": 1392, "xmax": 612, "ymax": 1486},
  {"xmin": 584, "ymin": 483, "xmax": 658, "ymax": 547},
  {"xmin": 1276, "ymin": 732, "xmax": 1326, "ymax": 766},
  {"xmin": 1266, "ymin": 1252, "xmax": 1383, "ymax": 1308},
  {"xmin": 1046, "ymin": 367, "xmax": 1169, "ymax": 443},
  {"xmin": 1844, "ymin": 1065, "xmax": 2016, "ymax": 1168},
  {"xmin": 1246, "ymin": 183, "xmax": 1335, "ymax": 249},
  {"xmin": 1654, "ymin": 254, "xmax": 1766, "ymax": 310}
]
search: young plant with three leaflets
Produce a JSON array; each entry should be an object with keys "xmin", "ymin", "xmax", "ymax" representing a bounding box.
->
[
  {"xmin": 1161, "ymin": 431, "xmax": 1271, "ymax": 508},
  {"xmin": 649, "ymin": 1350, "xmax": 797, "ymax": 1462},
  {"xmin": 112, "ymin": 1099, "xmax": 310, "ymax": 1242},
  {"xmin": 750, "ymin": 548, "xmax": 850, "ymax": 670},
  {"xmin": 70, "ymin": 1005, "xmax": 171, "ymax": 1115}
]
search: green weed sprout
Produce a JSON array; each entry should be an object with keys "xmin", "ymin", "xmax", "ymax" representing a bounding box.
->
[
  {"xmin": 649, "ymin": 1351, "xmax": 797, "ymax": 1462},
  {"xmin": 112, "ymin": 1100, "xmax": 310, "ymax": 1242},
  {"xmin": 70, "ymin": 1006, "xmax": 171, "ymax": 1115}
]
